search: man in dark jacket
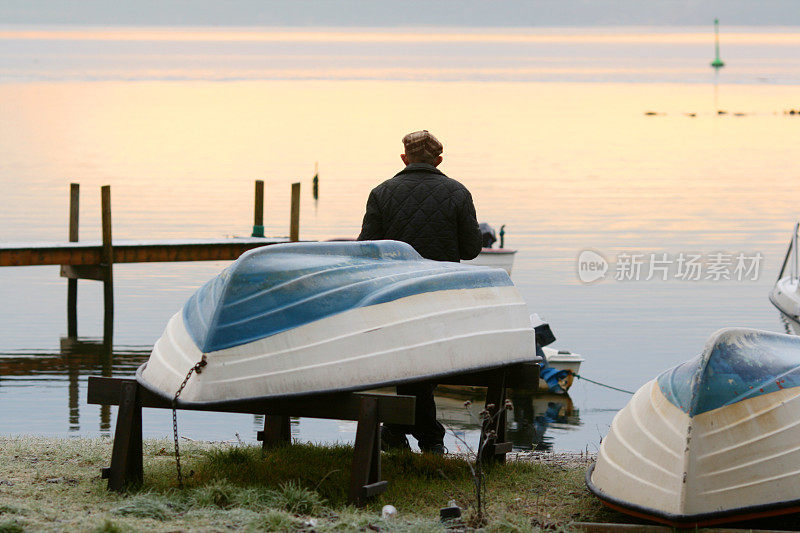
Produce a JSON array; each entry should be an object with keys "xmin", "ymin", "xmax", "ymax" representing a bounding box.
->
[
  {"xmin": 358, "ymin": 130, "xmax": 483, "ymax": 453},
  {"xmin": 358, "ymin": 131, "xmax": 483, "ymax": 262}
]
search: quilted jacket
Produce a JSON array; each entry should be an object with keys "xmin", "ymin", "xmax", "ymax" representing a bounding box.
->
[{"xmin": 358, "ymin": 163, "xmax": 483, "ymax": 262}]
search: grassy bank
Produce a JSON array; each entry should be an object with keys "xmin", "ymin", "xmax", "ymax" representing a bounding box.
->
[{"xmin": 0, "ymin": 436, "xmax": 612, "ymax": 532}]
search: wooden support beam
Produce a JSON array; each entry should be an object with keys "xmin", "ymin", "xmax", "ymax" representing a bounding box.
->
[
  {"xmin": 290, "ymin": 182, "xmax": 300, "ymax": 242},
  {"xmin": 67, "ymin": 183, "xmax": 80, "ymax": 337},
  {"xmin": 258, "ymin": 415, "xmax": 291, "ymax": 450},
  {"xmin": 368, "ymin": 408, "xmax": 381, "ymax": 483},
  {"xmin": 107, "ymin": 380, "xmax": 143, "ymax": 491},
  {"xmin": 87, "ymin": 377, "xmax": 416, "ymax": 425},
  {"xmin": 349, "ymin": 396, "xmax": 383, "ymax": 505},
  {"xmin": 252, "ymin": 180, "xmax": 265, "ymax": 237},
  {"xmin": 60, "ymin": 264, "xmax": 108, "ymax": 281}
]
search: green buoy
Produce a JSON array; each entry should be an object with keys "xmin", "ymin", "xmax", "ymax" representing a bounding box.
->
[{"xmin": 711, "ymin": 18, "xmax": 725, "ymax": 69}]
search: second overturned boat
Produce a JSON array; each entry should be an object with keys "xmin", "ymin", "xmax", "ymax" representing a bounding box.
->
[
  {"xmin": 140, "ymin": 240, "xmax": 539, "ymax": 404},
  {"xmin": 588, "ymin": 328, "xmax": 800, "ymax": 527}
]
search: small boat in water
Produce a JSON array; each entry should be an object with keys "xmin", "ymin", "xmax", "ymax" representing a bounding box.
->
[
  {"xmin": 588, "ymin": 328, "xmax": 800, "ymax": 527},
  {"xmin": 140, "ymin": 240, "xmax": 538, "ymax": 403},
  {"xmin": 464, "ymin": 248, "xmax": 517, "ymax": 275},
  {"xmin": 463, "ymin": 222, "xmax": 516, "ymax": 274},
  {"xmin": 540, "ymin": 347, "xmax": 584, "ymax": 391},
  {"xmin": 435, "ymin": 346, "xmax": 583, "ymax": 394},
  {"xmin": 770, "ymin": 222, "xmax": 800, "ymax": 335}
]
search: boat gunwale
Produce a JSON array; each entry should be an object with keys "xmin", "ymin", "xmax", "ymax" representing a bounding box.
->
[
  {"xmin": 135, "ymin": 353, "xmax": 542, "ymax": 408},
  {"xmin": 586, "ymin": 461, "xmax": 800, "ymax": 527}
]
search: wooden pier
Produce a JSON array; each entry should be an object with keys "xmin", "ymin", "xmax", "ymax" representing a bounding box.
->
[
  {"xmin": 0, "ymin": 181, "xmax": 301, "ymax": 339},
  {"xmin": 0, "ymin": 181, "xmax": 298, "ymax": 268}
]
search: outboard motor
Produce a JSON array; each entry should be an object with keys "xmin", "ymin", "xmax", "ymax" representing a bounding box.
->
[
  {"xmin": 530, "ymin": 314, "xmax": 570, "ymax": 394},
  {"xmin": 479, "ymin": 222, "xmax": 497, "ymax": 248}
]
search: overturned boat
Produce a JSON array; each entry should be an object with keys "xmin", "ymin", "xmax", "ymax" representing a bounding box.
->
[
  {"xmin": 140, "ymin": 240, "xmax": 538, "ymax": 404},
  {"xmin": 588, "ymin": 328, "xmax": 800, "ymax": 527}
]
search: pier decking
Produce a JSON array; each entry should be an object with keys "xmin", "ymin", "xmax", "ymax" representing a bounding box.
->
[{"xmin": 0, "ymin": 237, "xmax": 287, "ymax": 267}]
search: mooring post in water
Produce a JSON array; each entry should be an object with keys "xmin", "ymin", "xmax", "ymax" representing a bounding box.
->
[
  {"xmin": 312, "ymin": 162, "xmax": 319, "ymax": 200},
  {"xmin": 101, "ymin": 185, "xmax": 114, "ymax": 343},
  {"xmin": 252, "ymin": 179, "xmax": 265, "ymax": 237},
  {"xmin": 67, "ymin": 183, "xmax": 80, "ymax": 337},
  {"xmin": 290, "ymin": 182, "xmax": 301, "ymax": 242}
]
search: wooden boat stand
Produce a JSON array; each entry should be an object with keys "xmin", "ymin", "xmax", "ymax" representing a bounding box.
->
[{"xmin": 87, "ymin": 362, "xmax": 538, "ymax": 505}]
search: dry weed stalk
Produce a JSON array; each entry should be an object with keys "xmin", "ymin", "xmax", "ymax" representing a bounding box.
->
[{"xmin": 441, "ymin": 398, "xmax": 513, "ymax": 527}]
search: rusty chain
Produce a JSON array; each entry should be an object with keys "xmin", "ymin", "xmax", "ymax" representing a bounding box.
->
[{"xmin": 172, "ymin": 354, "xmax": 207, "ymax": 488}]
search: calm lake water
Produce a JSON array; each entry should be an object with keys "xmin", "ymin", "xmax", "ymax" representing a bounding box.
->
[{"xmin": 1, "ymin": 27, "xmax": 799, "ymax": 452}]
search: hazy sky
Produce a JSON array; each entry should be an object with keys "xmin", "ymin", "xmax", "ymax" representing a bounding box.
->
[{"xmin": 2, "ymin": 0, "xmax": 800, "ymax": 27}]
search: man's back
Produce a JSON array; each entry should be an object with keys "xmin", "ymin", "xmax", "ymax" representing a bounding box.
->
[{"xmin": 358, "ymin": 163, "xmax": 482, "ymax": 262}]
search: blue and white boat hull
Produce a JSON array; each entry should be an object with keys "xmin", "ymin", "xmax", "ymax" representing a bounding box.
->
[
  {"xmin": 588, "ymin": 328, "xmax": 800, "ymax": 527},
  {"xmin": 141, "ymin": 240, "xmax": 537, "ymax": 403}
]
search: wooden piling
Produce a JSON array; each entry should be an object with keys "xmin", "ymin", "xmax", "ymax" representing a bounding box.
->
[
  {"xmin": 290, "ymin": 182, "xmax": 301, "ymax": 242},
  {"xmin": 67, "ymin": 183, "xmax": 80, "ymax": 337},
  {"xmin": 69, "ymin": 184, "xmax": 80, "ymax": 241},
  {"xmin": 252, "ymin": 180, "xmax": 265, "ymax": 237},
  {"xmin": 101, "ymin": 186, "xmax": 114, "ymax": 342},
  {"xmin": 312, "ymin": 162, "xmax": 319, "ymax": 200},
  {"xmin": 101, "ymin": 186, "xmax": 113, "ymax": 266}
]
